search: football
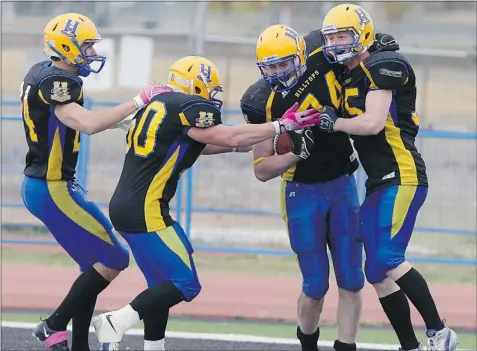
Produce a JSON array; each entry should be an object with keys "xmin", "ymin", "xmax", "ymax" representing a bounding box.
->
[{"xmin": 273, "ymin": 132, "xmax": 293, "ymax": 155}]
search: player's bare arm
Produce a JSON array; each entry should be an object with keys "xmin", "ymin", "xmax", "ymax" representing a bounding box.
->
[
  {"xmin": 334, "ymin": 89, "xmax": 392, "ymax": 135},
  {"xmin": 201, "ymin": 145, "xmax": 252, "ymax": 155},
  {"xmin": 188, "ymin": 102, "xmax": 321, "ymax": 148},
  {"xmin": 55, "ymin": 84, "xmax": 165, "ymax": 135},
  {"xmin": 188, "ymin": 123, "xmax": 279, "ymax": 148},
  {"xmin": 253, "ymin": 139, "xmax": 300, "ymax": 182},
  {"xmin": 55, "ymin": 100, "xmax": 137, "ymax": 135}
]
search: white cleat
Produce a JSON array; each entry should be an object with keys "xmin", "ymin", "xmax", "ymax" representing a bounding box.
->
[
  {"xmin": 426, "ymin": 321, "xmax": 459, "ymax": 351},
  {"xmin": 399, "ymin": 342, "xmax": 425, "ymax": 351},
  {"xmin": 91, "ymin": 313, "xmax": 124, "ymax": 351}
]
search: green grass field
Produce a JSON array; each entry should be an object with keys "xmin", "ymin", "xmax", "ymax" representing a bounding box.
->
[{"xmin": 2, "ymin": 312, "xmax": 476, "ymax": 349}]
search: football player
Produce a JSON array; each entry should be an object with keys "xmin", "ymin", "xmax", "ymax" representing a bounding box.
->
[
  {"xmin": 241, "ymin": 24, "xmax": 364, "ymax": 351},
  {"xmin": 21, "ymin": 13, "xmax": 164, "ymax": 351},
  {"xmin": 316, "ymin": 4, "xmax": 459, "ymax": 351},
  {"xmin": 90, "ymin": 55, "xmax": 321, "ymax": 351}
]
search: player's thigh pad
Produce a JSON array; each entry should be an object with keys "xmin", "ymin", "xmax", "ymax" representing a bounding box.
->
[
  {"xmin": 281, "ymin": 181, "xmax": 331, "ymax": 299},
  {"xmin": 121, "ymin": 222, "xmax": 201, "ymax": 302},
  {"xmin": 328, "ymin": 175, "xmax": 364, "ymax": 291},
  {"xmin": 21, "ymin": 176, "xmax": 129, "ymax": 271},
  {"xmin": 361, "ymin": 185, "xmax": 427, "ymax": 283}
]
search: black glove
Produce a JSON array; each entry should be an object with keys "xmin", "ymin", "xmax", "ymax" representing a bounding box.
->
[
  {"xmin": 290, "ymin": 128, "xmax": 315, "ymax": 160},
  {"xmin": 317, "ymin": 105, "xmax": 338, "ymax": 133},
  {"xmin": 369, "ymin": 32, "xmax": 400, "ymax": 53}
]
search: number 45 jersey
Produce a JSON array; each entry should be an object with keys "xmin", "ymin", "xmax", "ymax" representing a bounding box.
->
[
  {"xmin": 241, "ymin": 29, "xmax": 358, "ymax": 183},
  {"xmin": 109, "ymin": 92, "xmax": 222, "ymax": 233},
  {"xmin": 20, "ymin": 61, "xmax": 84, "ymax": 180}
]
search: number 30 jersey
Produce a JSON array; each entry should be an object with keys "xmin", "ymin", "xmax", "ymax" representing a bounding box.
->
[
  {"xmin": 109, "ymin": 92, "xmax": 222, "ymax": 233},
  {"xmin": 20, "ymin": 61, "xmax": 84, "ymax": 180},
  {"xmin": 240, "ymin": 29, "xmax": 358, "ymax": 183}
]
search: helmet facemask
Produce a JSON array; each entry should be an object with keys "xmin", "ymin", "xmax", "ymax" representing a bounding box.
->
[
  {"xmin": 322, "ymin": 27, "xmax": 366, "ymax": 64},
  {"xmin": 45, "ymin": 37, "xmax": 106, "ymax": 77},
  {"xmin": 75, "ymin": 39, "xmax": 106, "ymax": 76},
  {"xmin": 196, "ymin": 71, "xmax": 223, "ymax": 110},
  {"xmin": 208, "ymin": 86, "xmax": 224, "ymax": 111},
  {"xmin": 257, "ymin": 55, "xmax": 306, "ymax": 92}
]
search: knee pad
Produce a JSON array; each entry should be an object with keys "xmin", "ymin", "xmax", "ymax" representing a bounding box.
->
[
  {"xmin": 105, "ymin": 243, "xmax": 130, "ymax": 271},
  {"xmin": 336, "ymin": 268, "xmax": 365, "ymax": 292},
  {"xmin": 332, "ymin": 242, "xmax": 365, "ymax": 292},
  {"xmin": 92, "ymin": 243, "xmax": 130, "ymax": 272},
  {"xmin": 114, "ymin": 245, "xmax": 130, "ymax": 271},
  {"xmin": 364, "ymin": 256, "xmax": 388, "ymax": 284},
  {"xmin": 296, "ymin": 251, "xmax": 330, "ymax": 300},
  {"xmin": 365, "ymin": 246, "xmax": 407, "ymax": 284},
  {"xmin": 176, "ymin": 280, "xmax": 202, "ymax": 302},
  {"xmin": 302, "ymin": 277, "xmax": 329, "ymax": 300}
]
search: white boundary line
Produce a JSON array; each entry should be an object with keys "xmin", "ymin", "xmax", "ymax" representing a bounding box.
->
[{"xmin": 1, "ymin": 321, "xmax": 400, "ymax": 350}]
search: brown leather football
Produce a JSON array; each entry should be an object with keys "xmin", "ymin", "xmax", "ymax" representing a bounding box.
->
[{"xmin": 273, "ymin": 132, "xmax": 293, "ymax": 155}]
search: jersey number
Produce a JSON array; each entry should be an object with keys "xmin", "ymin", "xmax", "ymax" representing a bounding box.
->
[
  {"xmin": 297, "ymin": 71, "xmax": 341, "ymax": 112},
  {"xmin": 20, "ymin": 81, "xmax": 38, "ymax": 143},
  {"xmin": 127, "ymin": 101, "xmax": 167, "ymax": 157},
  {"xmin": 73, "ymin": 131, "xmax": 80, "ymax": 152},
  {"xmin": 343, "ymin": 87, "xmax": 365, "ymax": 117}
]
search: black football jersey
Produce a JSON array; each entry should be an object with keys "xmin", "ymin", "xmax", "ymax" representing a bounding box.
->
[
  {"xmin": 339, "ymin": 51, "xmax": 428, "ymax": 193},
  {"xmin": 240, "ymin": 29, "xmax": 358, "ymax": 183},
  {"xmin": 20, "ymin": 61, "xmax": 84, "ymax": 180},
  {"xmin": 109, "ymin": 92, "xmax": 222, "ymax": 233}
]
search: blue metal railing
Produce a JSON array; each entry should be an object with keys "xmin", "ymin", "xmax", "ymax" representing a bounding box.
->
[{"xmin": 2, "ymin": 98, "xmax": 476, "ymax": 265}]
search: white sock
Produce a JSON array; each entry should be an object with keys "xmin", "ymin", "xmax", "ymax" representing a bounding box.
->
[
  {"xmin": 144, "ymin": 339, "xmax": 165, "ymax": 351},
  {"xmin": 111, "ymin": 304, "xmax": 141, "ymax": 331}
]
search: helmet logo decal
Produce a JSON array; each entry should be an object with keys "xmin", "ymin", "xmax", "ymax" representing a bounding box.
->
[
  {"xmin": 199, "ymin": 64, "xmax": 212, "ymax": 84},
  {"xmin": 355, "ymin": 8, "xmax": 370, "ymax": 26},
  {"xmin": 284, "ymin": 27, "xmax": 298, "ymax": 40},
  {"xmin": 61, "ymin": 19, "xmax": 80, "ymax": 37},
  {"xmin": 284, "ymin": 27, "xmax": 302, "ymax": 51}
]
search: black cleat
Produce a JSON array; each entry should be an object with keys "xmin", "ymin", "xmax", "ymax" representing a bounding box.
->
[{"xmin": 32, "ymin": 320, "xmax": 70, "ymax": 351}]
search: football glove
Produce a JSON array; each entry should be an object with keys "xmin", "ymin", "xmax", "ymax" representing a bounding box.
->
[
  {"xmin": 111, "ymin": 113, "xmax": 134, "ymax": 131},
  {"xmin": 290, "ymin": 128, "xmax": 315, "ymax": 160},
  {"xmin": 317, "ymin": 105, "xmax": 338, "ymax": 133},
  {"xmin": 370, "ymin": 33, "xmax": 400, "ymax": 53},
  {"xmin": 133, "ymin": 84, "xmax": 172, "ymax": 110},
  {"xmin": 276, "ymin": 102, "xmax": 321, "ymax": 133}
]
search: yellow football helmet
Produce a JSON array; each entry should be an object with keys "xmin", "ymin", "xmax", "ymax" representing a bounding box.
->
[
  {"xmin": 167, "ymin": 56, "xmax": 224, "ymax": 110},
  {"xmin": 321, "ymin": 4, "xmax": 374, "ymax": 64},
  {"xmin": 256, "ymin": 24, "xmax": 307, "ymax": 92},
  {"xmin": 43, "ymin": 13, "xmax": 106, "ymax": 77}
]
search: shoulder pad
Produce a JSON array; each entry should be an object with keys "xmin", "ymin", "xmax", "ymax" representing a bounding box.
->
[
  {"xmin": 362, "ymin": 51, "xmax": 410, "ymax": 90},
  {"xmin": 180, "ymin": 97, "xmax": 222, "ymax": 128},
  {"xmin": 240, "ymin": 79, "xmax": 270, "ymax": 124},
  {"xmin": 180, "ymin": 95, "xmax": 218, "ymax": 111},
  {"xmin": 304, "ymin": 29, "xmax": 325, "ymax": 55},
  {"xmin": 38, "ymin": 74, "xmax": 83, "ymax": 105}
]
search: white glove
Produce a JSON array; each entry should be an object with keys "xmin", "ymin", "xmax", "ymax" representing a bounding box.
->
[{"xmin": 111, "ymin": 113, "xmax": 134, "ymax": 131}]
